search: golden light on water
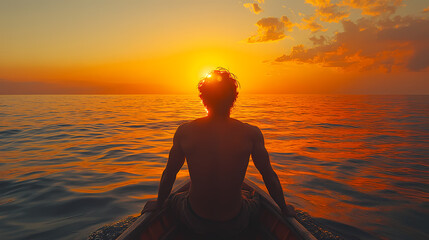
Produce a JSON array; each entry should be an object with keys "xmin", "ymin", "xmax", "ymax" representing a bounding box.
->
[{"xmin": 1, "ymin": 94, "xmax": 428, "ymax": 239}]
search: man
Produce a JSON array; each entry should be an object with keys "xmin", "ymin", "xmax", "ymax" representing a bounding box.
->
[{"xmin": 143, "ymin": 68, "xmax": 295, "ymax": 236}]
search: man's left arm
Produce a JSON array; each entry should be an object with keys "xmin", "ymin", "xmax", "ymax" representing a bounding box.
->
[{"xmin": 142, "ymin": 125, "xmax": 185, "ymax": 213}]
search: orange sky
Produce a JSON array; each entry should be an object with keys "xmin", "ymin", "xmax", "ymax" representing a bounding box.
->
[{"xmin": 0, "ymin": 0, "xmax": 428, "ymax": 94}]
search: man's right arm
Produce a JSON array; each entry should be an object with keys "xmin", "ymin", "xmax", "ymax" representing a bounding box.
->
[
  {"xmin": 250, "ymin": 126, "xmax": 296, "ymax": 217},
  {"xmin": 142, "ymin": 124, "xmax": 186, "ymax": 214}
]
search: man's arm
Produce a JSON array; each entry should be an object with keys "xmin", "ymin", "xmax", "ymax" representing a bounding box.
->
[
  {"xmin": 251, "ymin": 126, "xmax": 295, "ymax": 217},
  {"xmin": 143, "ymin": 125, "xmax": 185, "ymax": 213},
  {"xmin": 156, "ymin": 125, "xmax": 186, "ymax": 207}
]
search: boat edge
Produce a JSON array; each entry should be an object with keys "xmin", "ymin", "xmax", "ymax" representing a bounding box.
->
[
  {"xmin": 244, "ymin": 178, "xmax": 317, "ymax": 240},
  {"xmin": 116, "ymin": 178, "xmax": 317, "ymax": 240},
  {"xmin": 116, "ymin": 180, "xmax": 190, "ymax": 240}
]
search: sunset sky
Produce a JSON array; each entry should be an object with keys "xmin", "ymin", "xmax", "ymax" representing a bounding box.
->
[{"xmin": 1, "ymin": 0, "xmax": 428, "ymax": 94}]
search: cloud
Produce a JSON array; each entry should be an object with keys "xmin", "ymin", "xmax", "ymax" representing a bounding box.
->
[
  {"xmin": 318, "ymin": 4, "xmax": 349, "ymax": 22},
  {"xmin": 244, "ymin": 3, "xmax": 262, "ymax": 14},
  {"xmin": 341, "ymin": 0, "xmax": 403, "ymax": 16},
  {"xmin": 309, "ymin": 35, "xmax": 328, "ymax": 45},
  {"xmin": 299, "ymin": 16, "xmax": 325, "ymax": 32},
  {"xmin": 305, "ymin": 0, "xmax": 401, "ymax": 21},
  {"xmin": 305, "ymin": 0, "xmax": 349, "ymax": 22},
  {"xmin": 306, "ymin": 0, "xmax": 329, "ymax": 5},
  {"xmin": 247, "ymin": 16, "xmax": 294, "ymax": 43},
  {"xmin": 276, "ymin": 16, "xmax": 429, "ymax": 72}
]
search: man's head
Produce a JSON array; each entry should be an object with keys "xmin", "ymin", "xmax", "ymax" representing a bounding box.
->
[{"xmin": 198, "ymin": 67, "xmax": 239, "ymax": 115}]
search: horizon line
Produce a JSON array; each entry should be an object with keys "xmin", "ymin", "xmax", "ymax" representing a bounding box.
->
[{"xmin": 1, "ymin": 93, "xmax": 429, "ymax": 96}]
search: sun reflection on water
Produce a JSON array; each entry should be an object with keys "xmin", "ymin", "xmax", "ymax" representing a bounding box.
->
[{"xmin": 0, "ymin": 94, "xmax": 428, "ymax": 239}]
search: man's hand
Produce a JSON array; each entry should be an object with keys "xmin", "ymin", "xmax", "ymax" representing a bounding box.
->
[
  {"xmin": 281, "ymin": 204, "xmax": 297, "ymax": 217},
  {"xmin": 141, "ymin": 200, "xmax": 159, "ymax": 214}
]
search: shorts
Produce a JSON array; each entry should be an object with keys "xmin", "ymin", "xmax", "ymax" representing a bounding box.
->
[{"xmin": 168, "ymin": 189, "xmax": 260, "ymax": 238}]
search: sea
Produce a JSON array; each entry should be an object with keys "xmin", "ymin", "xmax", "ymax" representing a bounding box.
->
[{"xmin": 0, "ymin": 94, "xmax": 428, "ymax": 240}]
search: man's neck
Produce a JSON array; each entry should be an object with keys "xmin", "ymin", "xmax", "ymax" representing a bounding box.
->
[{"xmin": 207, "ymin": 110, "xmax": 230, "ymax": 120}]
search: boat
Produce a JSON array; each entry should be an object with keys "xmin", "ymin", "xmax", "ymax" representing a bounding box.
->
[{"xmin": 117, "ymin": 178, "xmax": 317, "ymax": 240}]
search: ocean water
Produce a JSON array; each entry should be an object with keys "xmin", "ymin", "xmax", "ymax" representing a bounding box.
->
[{"xmin": 0, "ymin": 94, "xmax": 428, "ymax": 240}]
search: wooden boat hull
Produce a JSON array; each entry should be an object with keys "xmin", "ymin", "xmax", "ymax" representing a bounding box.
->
[{"xmin": 117, "ymin": 178, "xmax": 316, "ymax": 240}]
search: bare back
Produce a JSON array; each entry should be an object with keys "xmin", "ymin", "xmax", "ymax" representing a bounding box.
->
[
  {"xmin": 151, "ymin": 69, "xmax": 293, "ymax": 222},
  {"xmin": 177, "ymin": 117, "xmax": 256, "ymax": 221}
]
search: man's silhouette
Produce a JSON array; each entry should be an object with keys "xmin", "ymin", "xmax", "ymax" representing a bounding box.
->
[{"xmin": 143, "ymin": 68, "xmax": 295, "ymax": 235}]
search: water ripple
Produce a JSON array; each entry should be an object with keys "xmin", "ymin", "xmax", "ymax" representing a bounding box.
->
[{"xmin": 0, "ymin": 94, "xmax": 427, "ymax": 240}]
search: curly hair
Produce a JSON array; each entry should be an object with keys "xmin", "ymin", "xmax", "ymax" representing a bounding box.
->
[{"xmin": 198, "ymin": 67, "xmax": 240, "ymax": 113}]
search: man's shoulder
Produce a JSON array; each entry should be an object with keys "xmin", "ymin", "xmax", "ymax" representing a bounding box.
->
[
  {"xmin": 230, "ymin": 118, "xmax": 260, "ymax": 133},
  {"xmin": 185, "ymin": 117, "xmax": 206, "ymax": 127},
  {"xmin": 177, "ymin": 118, "xmax": 261, "ymax": 133},
  {"xmin": 176, "ymin": 118, "xmax": 203, "ymax": 131},
  {"xmin": 176, "ymin": 120, "xmax": 192, "ymax": 131}
]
